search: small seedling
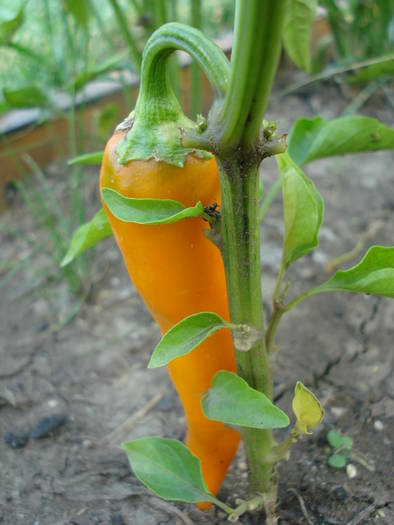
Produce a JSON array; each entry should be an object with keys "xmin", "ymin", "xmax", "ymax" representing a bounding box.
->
[{"xmin": 327, "ymin": 429, "xmax": 353, "ymax": 469}]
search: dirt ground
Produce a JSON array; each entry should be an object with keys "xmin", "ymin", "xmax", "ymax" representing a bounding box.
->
[{"xmin": 1, "ymin": 76, "xmax": 393, "ymax": 525}]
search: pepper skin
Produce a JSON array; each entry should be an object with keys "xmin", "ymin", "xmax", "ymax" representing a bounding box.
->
[{"xmin": 100, "ymin": 131, "xmax": 240, "ymax": 499}]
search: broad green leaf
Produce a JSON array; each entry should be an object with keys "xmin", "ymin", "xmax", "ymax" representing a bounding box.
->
[
  {"xmin": 202, "ymin": 371, "xmax": 290, "ymax": 429},
  {"xmin": 0, "ymin": 1, "xmax": 26, "ymax": 45},
  {"xmin": 122, "ymin": 437, "xmax": 214, "ymax": 504},
  {"xmin": 64, "ymin": 0, "xmax": 90, "ymax": 28},
  {"xmin": 315, "ymin": 246, "xmax": 394, "ymax": 298},
  {"xmin": 327, "ymin": 430, "xmax": 353, "ymax": 451},
  {"xmin": 68, "ymin": 151, "xmax": 104, "ymax": 166},
  {"xmin": 102, "ymin": 188, "xmax": 206, "ymax": 225},
  {"xmin": 3, "ymin": 86, "xmax": 48, "ymax": 108},
  {"xmin": 328, "ymin": 454, "xmax": 347, "ymax": 469},
  {"xmin": 61, "ymin": 209, "xmax": 112, "ymax": 267},
  {"xmin": 292, "ymin": 381, "xmax": 324, "ymax": 434},
  {"xmin": 283, "ymin": 0, "xmax": 317, "ymax": 72},
  {"xmin": 72, "ymin": 53, "xmax": 127, "ymax": 91},
  {"xmin": 277, "ymin": 152, "xmax": 324, "ymax": 267},
  {"xmin": 288, "ymin": 115, "xmax": 394, "ymax": 166},
  {"xmin": 347, "ymin": 54, "xmax": 394, "ymax": 84},
  {"xmin": 148, "ymin": 312, "xmax": 229, "ymax": 368}
]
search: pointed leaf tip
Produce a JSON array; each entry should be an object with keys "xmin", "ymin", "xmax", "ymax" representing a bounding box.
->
[
  {"xmin": 148, "ymin": 312, "xmax": 229, "ymax": 368},
  {"xmin": 102, "ymin": 188, "xmax": 206, "ymax": 225},
  {"xmin": 202, "ymin": 371, "xmax": 290, "ymax": 429}
]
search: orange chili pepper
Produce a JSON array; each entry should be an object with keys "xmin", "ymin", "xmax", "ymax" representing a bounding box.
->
[{"xmin": 100, "ymin": 130, "xmax": 240, "ymax": 501}]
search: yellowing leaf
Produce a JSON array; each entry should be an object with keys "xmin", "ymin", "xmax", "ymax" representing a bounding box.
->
[{"xmin": 292, "ymin": 381, "xmax": 324, "ymax": 434}]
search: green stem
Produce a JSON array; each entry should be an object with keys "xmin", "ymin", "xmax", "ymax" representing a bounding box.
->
[
  {"xmin": 210, "ymin": 496, "xmax": 234, "ymax": 515},
  {"xmin": 116, "ymin": 23, "xmax": 230, "ymax": 164},
  {"xmin": 217, "ymin": 0, "xmax": 287, "ymax": 149},
  {"xmin": 190, "ymin": 0, "xmax": 202, "ymax": 118},
  {"xmin": 265, "ymin": 306, "xmax": 284, "ymax": 355},
  {"xmin": 265, "ymin": 258, "xmax": 287, "ymax": 353},
  {"xmin": 108, "ymin": 0, "xmax": 141, "ymax": 72},
  {"xmin": 139, "ymin": 23, "xmax": 230, "ymax": 109},
  {"xmin": 214, "ymin": 0, "xmax": 287, "ymax": 501},
  {"xmin": 217, "ymin": 161, "xmax": 275, "ymax": 495},
  {"xmin": 89, "ymin": 0, "xmax": 133, "ymax": 106},
  {"xmin": 228, "ymin": 494, "xmax": 265, "ymax": 522},
  {"xmin": 152, "ymin": 0, "xmax": 166, "ymax": 27},
  {"xmin": 151, "ymin": 0, "xmax": 180, "ymax": 100},
  {"xmin": 284, "ymin": 287, "xmax": 329, "ymax": 312}
]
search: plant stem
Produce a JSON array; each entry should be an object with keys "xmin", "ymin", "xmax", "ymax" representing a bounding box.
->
[
  {"xmin": 217, "ymin": 160, "xmax": 275, "ymax": 495},
  {"xmin": 190, "ymin": 0, "xmax": 202, "ymax": 118},
  {"xmin": 108, "ymin": 0, "xmax": 141, "ymax": 72},
  {"xmin": 265, "ymin": 259, "xmax": 287, "ymax": 353},
  {"xmin": 214, "ymin": 0, "xmax": 287, "ymax": 505},
  {"xmin": 217, "ymin": 0, "xmax": 287, "ymax": 149}
]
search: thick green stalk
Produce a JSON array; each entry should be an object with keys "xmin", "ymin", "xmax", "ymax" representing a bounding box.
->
[
  {"xmin": 217, "ymin": 160, "xmax": 275, "ymax": 495},
  {"xmin": 217, "ymin": 0, "xmax": 286, "ymax": 149},
  {"xmin": 214, "ymin": 0, "xmax": 287, "ymax": 504}
]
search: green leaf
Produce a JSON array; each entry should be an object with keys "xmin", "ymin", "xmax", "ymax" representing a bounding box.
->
[
  {"xmin": 202, "ymin": 371, "xmax": 289, "ymax": 429},
  {"xmin": 71, "ymin": 53, "xmax": 127, "ymax": 91},
  {"xmin": 328, "ymin": 454, "xmax": 347, "ymax": 469},
  {"xmin": 3, "ymin": 86, "xmax": 48, "ymax": 108},
  {"xmin": 68, "ymin": 151, "xmax": 104, "ymax": 166},
  {"xmin": 0, "ymin": 1, "xmax": 26, "ymax": 45},
  {"xmin": 122, "ymin": 437, "xmax": 214, "ymax": 504},
  {"xmin": 64, "ymin": 0, "xmax": 90, "ymax": 28},
  {"xmin": 315, "ymin": 246, "xmax": 394, "ymax": 298},
  {"xmin": 102, "ymin": 188, "xmax": 206, "ymax": 226},
  {"xmin": 61, "ymin": 209, "xmax": 112, "ymax": 267},
  {"xmin": 283, "ymin": 0, "xmax": 317, "ymax": 72},
  {"xmin": 327, "ymin": 430, "xmax": 353, "ymax": 451},
  {"xmin": 277, "ymin": 152, "xmax": 324, "ymax": 267},
  {"xmin": 288, "ymin": 115, "xmax": 394, "ymax": 166},
  {"xmin": 286, "ymin": 246, "xmax": 394, "ymax": 310},
  {"xmin": 148, "ymin": 312, "xmax": 229, "ymax": 368},
  {"xmin": 347, "ymin": 54, "xmax": 394, "ymax": 84}
]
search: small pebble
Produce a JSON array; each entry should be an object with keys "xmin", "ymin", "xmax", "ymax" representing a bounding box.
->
[
  {"xmin": 346, "ymin": 464, "xmax": 357, "ymax": 479},
  {"xmin": 4, "ymin": 431, "xmax": 30, "ymax": 449},
  {"xmin": 374, "ymin": 420, "xmax": 384, "ymax": 431},
  {"xmin": 31, "ymin": 414, "xmax": 67, "ymax": 439},
  {"xmin": 331, "ymin": 406, "xmax": 346, "ymax": 418},
  {"xmin": 110, "ymin": 514, "xmax": 125, "ymax": 525}
]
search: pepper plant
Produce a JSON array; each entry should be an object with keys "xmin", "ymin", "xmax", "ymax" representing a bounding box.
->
[{"xmin": 63, "ymin": 1, "xmax": 394, "ymax": 522}]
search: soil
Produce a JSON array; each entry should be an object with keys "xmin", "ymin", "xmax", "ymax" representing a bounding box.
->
[{"xmin": 1, "ymin": 74, "xmax": 393, "ymax": 525}]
